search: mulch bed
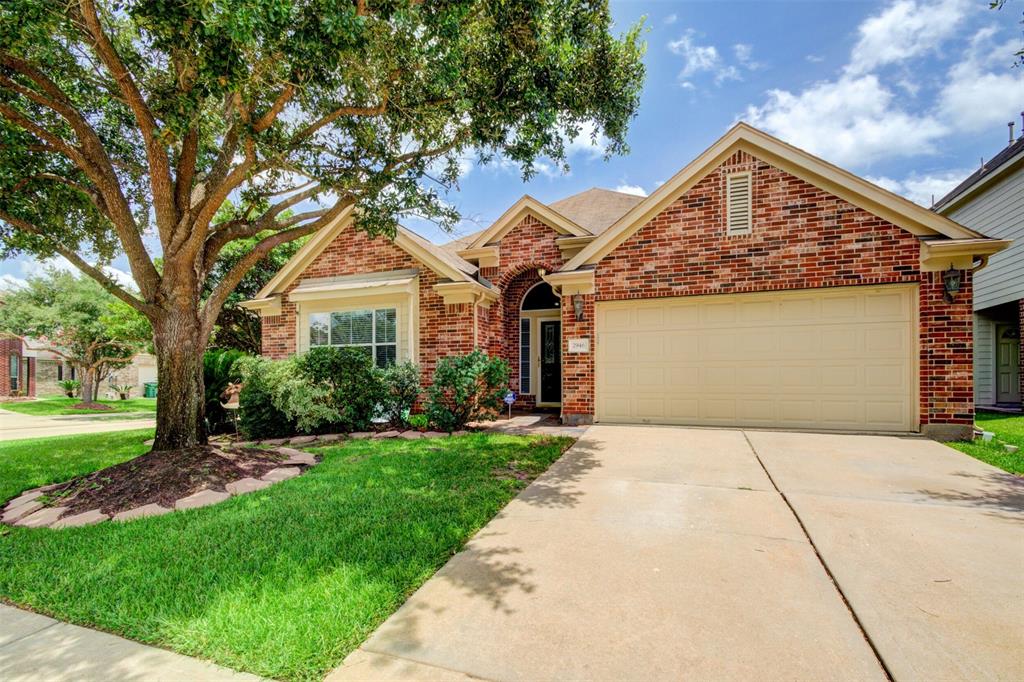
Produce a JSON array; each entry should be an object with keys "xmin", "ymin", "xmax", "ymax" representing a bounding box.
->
[
  {"xmin": 40, "ymin": 446, "xmax": 291, "ymax": 516},
  {"xmin": 70, "ymin": 402, "xmax": 115, "ymax": 410}
]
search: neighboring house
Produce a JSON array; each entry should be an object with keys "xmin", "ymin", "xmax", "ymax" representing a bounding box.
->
[
  {"xmin": 934, "ymin": 134, "xmax": 1023, "ymax": 411},
  {"xmin": 0, "ymin": 335, "xmax": 35, "ymax": 398},
  {"xmin": 32, "ymin": 351, "xmax": 158, "ymax": 398},
  {"xmin": 244, "ymin": 123, "xmax": 1010, "ymax": 440}
]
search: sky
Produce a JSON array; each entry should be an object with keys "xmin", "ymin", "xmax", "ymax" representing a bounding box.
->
[{"xmin": 2, "ymin": 0, "xmax": 1023, "ymax": 290}]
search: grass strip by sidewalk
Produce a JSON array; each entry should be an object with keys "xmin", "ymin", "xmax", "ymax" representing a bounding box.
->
[
  {"xmin": 0, "ymin": 397, "xmax": 157, "ymax": 416},
  {"xmin": 0, "ymin": 430, "xmax": 572, "ymax": 681}
]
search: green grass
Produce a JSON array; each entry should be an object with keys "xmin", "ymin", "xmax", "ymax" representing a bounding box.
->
[
  {"xmin": 0, "ymin": 397, "xmax": 157, "ymax": 416},
  {"xmin": 947, "ymin": 411, "xmax": 1024, "ymax": 475},
  {"xmin": 0, "ymin": 430, "xmax": 572, "ymax": 680},
  {"xmin": 0, "ymin": 429, "xmax": 154, "ymax": 502}
]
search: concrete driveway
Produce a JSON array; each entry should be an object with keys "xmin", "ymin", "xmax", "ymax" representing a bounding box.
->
[
  {"xmin": 330, "ymin": 425, "xmax": 1024, "ymax": 682},
  {"xmin": 0, "ymin": 409, "xmax": 155, "ymax": 440}
]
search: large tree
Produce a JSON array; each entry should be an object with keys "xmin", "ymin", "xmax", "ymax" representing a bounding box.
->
[
  {"xmin": 0, "ymin": 269, "xmax": 150, "ymax": 405},
  {"xmin": 0, "ymin": 0, "xmax": 645, "ymax": 450}
]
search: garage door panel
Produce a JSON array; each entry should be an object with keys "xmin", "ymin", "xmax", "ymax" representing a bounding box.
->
[{"xmin": 596, "ymin": 285, "xmax": 915, "ymax": 432}]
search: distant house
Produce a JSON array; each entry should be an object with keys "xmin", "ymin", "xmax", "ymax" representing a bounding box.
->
[
  {"xmin": 0, "ymin": 335, "xmax": 35, "ymax": 398},
  {"xmin": 935, "ymin": 131, "xmax": 1023, "ymax": 410},
  {"xmin": 31, "ymin": 350, "xmax": 158, "ymax": 399}
]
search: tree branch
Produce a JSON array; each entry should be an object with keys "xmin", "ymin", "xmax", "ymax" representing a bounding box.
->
[
  {"xmin": 200, "ymin": 201, "xmax": 351, "ymax": 336},
  {"xmin": 0, "ymin": 210, "xmax": 153, "ymax": 316},
  {"xmin": 253, "ymin": 84, "xmax": 295, "ymax": 133},
  {"xmin": 76, "ymin": 0, "xmax": 176, "ymax": 239}
]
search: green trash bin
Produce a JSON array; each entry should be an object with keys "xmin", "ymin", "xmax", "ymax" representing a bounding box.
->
[{"xmin": 144, "ymin": 381, "xmax": 158, "ymax": 398}]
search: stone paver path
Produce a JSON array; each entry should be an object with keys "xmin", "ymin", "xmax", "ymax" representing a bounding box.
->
[{"xmin": 0, "ymin": 604, "xmax": 264, "ymax": 682}]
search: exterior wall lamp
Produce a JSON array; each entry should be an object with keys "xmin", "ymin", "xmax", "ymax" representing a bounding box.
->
[
  {"xmin": 942, "ymin": 265, "xmax": 961, "ymax": 303},
  {"xmin": 573, "ymin": 294, "xmax": 585, "ymax": 321}
]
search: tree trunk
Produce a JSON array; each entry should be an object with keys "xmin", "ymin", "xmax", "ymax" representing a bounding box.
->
[
  {"xmin": 152, "ymin": 310, "xmax": 207, "ymax": 451},
  {"xmin": 78, "ymin": 366, "xmax": 100, "ymax": 407}
]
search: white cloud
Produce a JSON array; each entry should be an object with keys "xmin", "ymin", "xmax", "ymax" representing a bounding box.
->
[
  {"xmin": 846, "ymin": 0, "xmax": 969, "ymax": 75},
  {"xmin": 563, "ymin": 120, "xmax": 610, "ymax": 159},
  {"xmin": 805, "ymin": 54, "xmax": 825, "ymax": 63},
  {"xmin": 866, "ymin": 169, "xmax": 970, "ymax": 206},
  {"xmin": 102, "ymin": 265, "xmax": 137, "ymax": 291},
  {"xmin": 663, "ymin": 14, "xmax": 678, "ymax": 25},
  {"xmin": 743, "ymin": 74, "xmax": 948, "ymax": 166},
  {"xmin": 669, "ymin": 30, "xmax": 722, "ymax": 79},
  {"xmin": 668, "ymin": 31, "xmax": 758, "ymax": 89},
  {"xmin": 938, "ymin": 27, "xmax": 1024, "ymax": 133},
  {"xmin": 12, "ymin": 255, "xmax": 138, "ymax": 292},
  {"xmin": 0, "ymin": 273, "xmax": 26, "ymax": 291},
  {"xmin": 733, "ymin": 44, "xmax": 763, "ymax": 71},
  {"xmin": 614, "ymin": 184, "xmax": 647, "ymax": 197}
]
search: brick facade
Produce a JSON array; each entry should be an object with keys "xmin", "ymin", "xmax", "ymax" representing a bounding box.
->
[
  {"xmin": 260, "ymin": 151, "xmax": 978, "ymax": 438},
  {"xmin": 1020, "ymin": 298, "xmax": 1024, "ymax": 408},
  {"xmin": 261, "ymin": 225, "xmax": 477, "ymax": 390},
  {"xmin": 0, "ymin": 336, "xmax": 34, "ymax": 398},
  {"xmin": 572, "ymin": 151, "xmax": 974, "ymax": 435}
]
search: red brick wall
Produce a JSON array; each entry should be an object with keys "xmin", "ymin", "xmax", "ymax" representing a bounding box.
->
[
  {"xmin": 561, "ymin": 294, "xmax": 594, "ymax": 422},
  {"xmin": 261, "ymin": 226, "xmax": 475, "ymax": 387},
  {"xmin": 563, "ymin": 150, "xmax": 974, "ymax": 433},
  {"xmin": 1019, "ymin": 298, "xmax": 1023, "ymax": 408},
  {"xmin": 0, "ymin": 337, "xmax": 25, "ymax": 397}
]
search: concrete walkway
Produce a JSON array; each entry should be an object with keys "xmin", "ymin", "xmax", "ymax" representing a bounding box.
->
[
  {"xmin": 330, "ymin": 425, "xmax": 1024, "ymax": 681},
  {"xmin": 0, "ymin": 409, "xmax": 154, "ymax": 441},
  {"xmin": 0, "ymin": 605, "xmax": 262, "ymax": 682}
]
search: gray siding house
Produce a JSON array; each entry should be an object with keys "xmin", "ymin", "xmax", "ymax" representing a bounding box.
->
[{"xmin": 935, "ymin": 134, "xmax": 1023, "ymax": 409}]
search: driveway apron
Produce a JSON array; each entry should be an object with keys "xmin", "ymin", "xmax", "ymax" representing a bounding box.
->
[{"xmin": 330, "ymin": 425, "xmax": 886, "ymax": 681}]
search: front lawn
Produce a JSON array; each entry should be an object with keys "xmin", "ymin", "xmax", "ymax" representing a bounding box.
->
[
  {"xmin": 947, "ymin": 411, "xmax": 1024, "ymax": 475},
  {"xmin": 0, "ymin": 396, "xmax": 157, "ymax": 416},
  {"xmin": 0, "ymin": 430, "xmax": 573, "ymax": 681}
]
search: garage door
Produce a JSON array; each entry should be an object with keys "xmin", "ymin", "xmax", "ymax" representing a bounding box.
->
[{"xmin": 595, "ymin": 285, "xmax": 916, "ymax": 432}]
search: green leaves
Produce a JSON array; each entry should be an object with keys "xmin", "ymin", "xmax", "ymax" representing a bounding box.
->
[{"xmin": 425, "ymin": 349, "xmax": 510, "ymax": 432}]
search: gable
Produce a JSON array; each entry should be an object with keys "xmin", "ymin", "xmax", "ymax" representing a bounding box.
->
[
  {"xmin": 465, "ymin": 196, "xmax": 590, "ymax": 251},
  {"xmin": 562, "ymin": 123, "xmax": 990, "ymax": 271},
  {"xmin": 253, "ymin": 208, "xmax": 477, "ymax": 302}
]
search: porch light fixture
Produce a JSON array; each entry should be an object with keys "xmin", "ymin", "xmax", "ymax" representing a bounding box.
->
[
  {"xmin": 942, "ymin": 265, "xmax": 961, "ymax": 303},
  {"xmin": 573, "ymin": 295, "xmax": 585, "ymax": 322}
]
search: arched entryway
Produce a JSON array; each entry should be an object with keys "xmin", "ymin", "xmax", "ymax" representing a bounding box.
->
[{"xmin": 518, "ymin": 281, "xmax": 562, "ymax": 406}]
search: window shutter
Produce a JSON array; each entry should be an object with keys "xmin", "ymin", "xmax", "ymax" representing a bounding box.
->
[{"xmin": 726, "ymin": 172, "xmax": 752, "ymax": 235}]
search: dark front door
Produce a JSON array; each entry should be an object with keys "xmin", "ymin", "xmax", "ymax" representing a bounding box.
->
[{"xmin": 539, "ymin": 320, "xmax": 562, "ymax": 404}]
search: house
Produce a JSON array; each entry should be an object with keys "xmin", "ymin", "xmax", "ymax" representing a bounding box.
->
[
  {"xmin": 32, "ymin": 351, "xmax": 158, "ymax": 399},
  {"xmin": 934, "ymin": 130, "xmax": 1022, "ymax": 411},
  {"xmin": 244, "ymin": 123, "xmax": 1010, "ymax": 440},
  {"xmin": 0, "ymin": 335, "xmax": 35, "ymax": 398}
]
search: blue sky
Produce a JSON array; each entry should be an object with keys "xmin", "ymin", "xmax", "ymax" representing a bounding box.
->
[{"xmin": 2, "ymin": 0, "xmax": 1022, "ymax": 289}]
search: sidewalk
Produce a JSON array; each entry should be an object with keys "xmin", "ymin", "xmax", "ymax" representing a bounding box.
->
[
  {"xmin": 0, "ymin": 410, "xmax": 155, "ymax": 441},
  {"xmin": 0, "ymin": 605, "xmax": 262, "ymax": 682}
]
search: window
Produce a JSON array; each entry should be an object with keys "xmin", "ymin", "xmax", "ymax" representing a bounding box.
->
[
  {"xmin": 9, "ymin": 355, "xmax": 19, "ymax": 392},
  {"xmin": 726, "ymin": 171, "xmax": 752, "ymax": 235},
  {"xmin": 309, "ymin": 308, "xmax": 397, "ymax": 367},
  {"xmin": 522, "ymin": 282, "xmax": 560, "ymax": 310},
  {"xmin": 57, "ymin": 363, "xmax": 63, "ymax": 381},
  {"xmin": 519, "ymin": 319, "xmax": 531, "ymax": 394}
]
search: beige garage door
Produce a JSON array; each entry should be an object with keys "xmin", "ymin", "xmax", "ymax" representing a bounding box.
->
[{"xmin": 595, "ymin": 285, "xmax": 917, "ymax": 432}]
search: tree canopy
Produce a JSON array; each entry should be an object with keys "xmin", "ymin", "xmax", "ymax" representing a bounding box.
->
[{"xmin": 0, "ymin": 0, "xmax": 645, "ymax": 448}]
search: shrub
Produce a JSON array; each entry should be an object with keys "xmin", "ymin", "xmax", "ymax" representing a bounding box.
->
[
  {"xmin": 297, "ymin": 346, "xmax": 384, "ymax": 432},
  {"xmin": 236, "ymin": 357, "xmax": 297, "ymax": 439},
  {"xmin": 204, "ymin": 349, "xmax": 246, "ymax": 434},
  {"xmin": 425, "ymin": 350, "xmax": 509, "ymax": 432},
  {"xmin": 112, "ymin": 384, "xmax": 133, "ymax": 400},
  {"xmin": 407, "ymin": 413, "xmax": 429, "ymax": 430},
  {"xmin": 58, "ymin": 379, "xmax": 80, "ymax": 398},
  {"xmin": 380, "ymin": 361, "xmax": 421, "ymax": 426}
]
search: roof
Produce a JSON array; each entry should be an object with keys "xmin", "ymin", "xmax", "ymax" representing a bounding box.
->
[
  {"xmin": 933, "ymin": 136, "xmax": 1024, "ymax": 212},
  {"xmin": 561, "ymin": 122, "xmax": 990, "ymax": 272},
  {"xmin": 547, "ymin": 188, "xmax": 645, "ymax": 234}
]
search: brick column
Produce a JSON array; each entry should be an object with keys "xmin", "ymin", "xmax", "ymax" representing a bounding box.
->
[
  {"xmin": 919, "ymin": 270, "xmax": 974, "ymax": 440},
  {"xmin": 561, "ymin": 293, "xmax": 594, "ymax": 425},
  {"xmin": 1019, "ymin": 298, "xmax": 1023, "ymax": 410}
]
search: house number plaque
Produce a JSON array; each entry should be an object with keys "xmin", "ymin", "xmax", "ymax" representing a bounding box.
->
[{"xmin": 568, "ymin": 338, "xmax": 590, "ymax": 354}]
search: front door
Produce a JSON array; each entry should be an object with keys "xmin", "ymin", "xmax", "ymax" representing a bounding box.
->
[
  {"xmin": 539, "ymin": 320, "xmax": 562, "ymax": 404},
  {"xmin": 996, "ymin": 325, "xmax": 1021, "ymax": 404}
]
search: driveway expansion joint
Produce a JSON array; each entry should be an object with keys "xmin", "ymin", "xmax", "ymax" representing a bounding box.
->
[{"xmin": 741, "ymin": 430, "xmax": 895, "ymax": 682}]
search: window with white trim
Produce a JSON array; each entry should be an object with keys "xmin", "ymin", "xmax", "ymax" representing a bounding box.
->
[
  {"xmin": 9, "ymin": 354, "xmax": 19, "ymax": 392},
  {"xmin": 726, "ymin": 171, "xmax": 752, "ymax": 235},
  {"xmin": 309, "ymin": 308, "xmax": 397, "ymax": 367}
]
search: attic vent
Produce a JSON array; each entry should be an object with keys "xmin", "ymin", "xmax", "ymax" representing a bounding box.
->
[{"xmin": 726, "ymin": 172, "xmax": 753, "ymax": 235}]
